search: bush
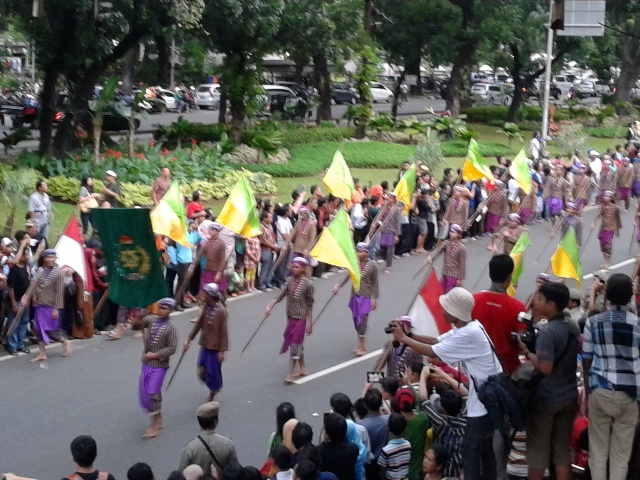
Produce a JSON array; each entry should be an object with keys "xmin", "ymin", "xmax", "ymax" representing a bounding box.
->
[
  {"xmin": 584, "ymin": 127, "xmax": 624, "ymax": 138},
  {"xmin": 154, "ymin": 121, "xmax": 229, "ymax": 147},
  {"xmin": 280, "ymin": 126, "xmax": 355, "ymax": 147},
  {"xmin": 46, "ymin": 169, "xmax": 275, "ymax": 206},
  {"xmin": 463, "ymin": 106, "xmax": 570, "ymax": 123}
]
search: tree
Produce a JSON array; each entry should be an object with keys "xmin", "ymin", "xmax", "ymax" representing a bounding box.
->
[
  {"xmin": 607, "ymin": 2, "xmax": 640, "ymax": 102},
  {"xmin": 0, "ymin": 168, "xmax": 38, "ymax": 236},
  {"xmin": 202, "ymin": 0, "xmax": 283, "ymax": 144},
  {"xmin": 278, "ymin": 0, "xmax": 361, "ymax": 123}
]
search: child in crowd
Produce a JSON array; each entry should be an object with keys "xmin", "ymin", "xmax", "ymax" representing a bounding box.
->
[
  {"xmin": 227, "ymin": 264, "xmax": 247, "ymax": 297},
  {"xmin": 378, "ymin": 413, "xmax": 411, "ymax": 480},
  {"xmin": 244, "ymin": 235, "xmax": 261, "ymax": 293}
]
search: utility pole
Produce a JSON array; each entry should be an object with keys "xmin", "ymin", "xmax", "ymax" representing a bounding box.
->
[
  {"xmin": 541, "ymin": 1, "xmax": 554, "ymax": 139},
  {"xmin": 169, "ymin": 26, "xmax": 176, "ymax": 88}
]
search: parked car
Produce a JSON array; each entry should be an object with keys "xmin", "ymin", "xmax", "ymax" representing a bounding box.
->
[
  {"xmin": 575, "ymin": 80, "xmax": 597, "ymax": 97},
  {"xmin": 274, "ymin": 81, "xmax": 311, "ymax": 99},
  {"xmin": 495, "ymin": 73, "xmax": 514, "ymax": 85},
  {"xmin": 470, "ymin": 72, "xmax": 492, "ymax": 84},
  {"xmin": 260, "ymin": 84, "xmax": 310, "ymax": 119},
  {"xmin": 195, "ymin": 84, "xmax": 221, "ymax": 109},
  {"xmin": 148, "ymin": 88, "xmax": 177, "ymax": 111},
  {"xmin": 471, "ymin": 83, "xmax": 508, "ymax": 105},
  {"xmin": 331, "ymin": 84, "xmax": 358, "ymax": 104},
  {"xmin": 552, "ymin": 75, "xmax": 574, "ymax": 94},
  {"xmin": 369, "ymin": 82, "xmax": 393, "ymax": 103}
]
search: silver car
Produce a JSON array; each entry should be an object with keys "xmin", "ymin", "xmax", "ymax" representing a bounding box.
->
[
  {"xmin": 471, "ymin": 83, "xmax": 509, "ymax": 105},
  {"xmin": 195, "ymin": 84, "xmax": 221, "ymax": 109}
]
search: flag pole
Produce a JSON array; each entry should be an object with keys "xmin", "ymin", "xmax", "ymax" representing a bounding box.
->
[
  {"xmin": 4, "ymin": 270, "xmax": 43, "ymax": 339},
  {"xmin": 532, "ymin": 214, "xmax": 566, "ymax": 265},
  {"xmin": 629, "ymin": 221, "xmax": 637, "ymax": 255},
  {"xmin": 165, "ymin": 349, "xmax": 186, "ymax": 391},
  {"xmin": 239, "ymin": 311, "xmax": 270, "ymax": 356},
  {"xmin": 312, "ymin": 271, "xmax": 349, "ymax": 327},
  {"xmin": 410, "ymin": 241, "xmax": 449, "ymax": 282},
  {"xmin": 269, "ymin": 221, "xmax": 300, "ymax": 277},
  {"xmin": 580, "ymin": 206, "xmax": 602, "ymax": 256},
  {"xmin": 92, "ymin": 287, "xmax": 110, "ymax": 319}
]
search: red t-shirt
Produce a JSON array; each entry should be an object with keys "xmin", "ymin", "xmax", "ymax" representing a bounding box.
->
[
  {"xmin": 472, "ymin": 290, "xmax": 526, "ymax": 374},
  {"xmin": 186, "ymin": 201, "xmax": 204, "ymax": 219}
]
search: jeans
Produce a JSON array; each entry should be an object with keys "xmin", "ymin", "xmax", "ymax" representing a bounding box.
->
[
  {"xmin": 368, "ymin": 238, "xmax": 379, "ymax": 261},
  {"xmin": 38, "ymin": 223, "xmax": 50, "ymax": 242},
  {"xmin": 588, "ymin": 388, "xmax": 638, "ymax": 480},
  {"xmin": 259, "ymin": 250, "xmax": 274, "ymax": 288},
  {"xmin": 384, "ymin": 245, "xmax": 394, "ymax": 268},
  {"xmin": 165, "ymin": 266, "xmax": 177, "ymax": 297},
  {"xmin": 80, "ymin": 212, "xmax": 92, "ymax": 235},
  {"xmin": 6, "ymin": 308, "xmax": 30, "ymax": 351},
  {"xmin": 175, "ymin": 262, "xmax": 189, "ymax": 301},
  {"xmin": 273, "ymin": 251, "xmax": 287, "ymax": 286},
  {"xmin": 462, "ymin": 414, "xmax": 496, "ymax": 480}
]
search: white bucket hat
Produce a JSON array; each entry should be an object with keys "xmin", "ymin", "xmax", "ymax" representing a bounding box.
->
[{"xmin": 439, "ymin": 287, "xmax": 475, "ymax": 323}]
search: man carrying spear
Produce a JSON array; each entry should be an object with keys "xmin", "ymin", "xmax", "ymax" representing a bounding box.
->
[
  {"xmin": 265, "ymin": 257, "xmax": 314, "ymax": 383},
  {"xmin": 593, "ymin": 190, "xmax": 622, "ymax": 269},
  {"xmin": 488, "ymin": 213, "xmax": 524, "ymax": 255},
  {"xmin": 559, "ymin": 202, "xmax": 583, "ymax": 246},
  {"xmin": 545, "ymin": 166, "xmax": 569, "ymax": 227},
  {"xmin": 572, "ymin": 164, "xmax": 590, "ymax": 214},
  {"xmin": 131, "ymin": 297, "xmax": 178, "ymax": 439},
  {"xmin": 183, "ymin": 283, "xmax": 228, "ymax": 401},
  {"xmin": 426, "ymin": 224, "xmax": 466, "ymax": 293},
  {"xmin": 617, "ymin": 157, "xmax": 634, "ymax": 210},
  {"xmin": 333, "ymin": 243, "xmax": 379, "ymax": 357},
  {"xmin": 485, "ymin": 180, "xmax": 508, "ymax": 234}
]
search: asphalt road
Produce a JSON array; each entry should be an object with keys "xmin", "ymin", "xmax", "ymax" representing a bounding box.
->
[{"xmin": 0, "ymin": 203, "xmax": 635, "ymax": 479}]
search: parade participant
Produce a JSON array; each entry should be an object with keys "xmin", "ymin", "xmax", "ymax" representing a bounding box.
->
[
  {"xmin": 5, "ymin": 247, "xmax": 31, "ymax": 355},
  {"xmin": 489, "ymin": 213, "xmax": 523, "ymax": 255},
  {"xmin": 265, "ymin": 257, "xmax": 314, "ymax": 383},
  {"xmin": 131, "ymin": 297, "xmax": 178, "ymax": 439},
  {"xmin": 617, "ymin": 157, "xmax": 634, "ymax": 209},
  {"xmin": 520, "ymin": 182, "xmax": 537, "ymax": 226},
  {"xmin": 377, "ymin": 193, "xmax": 403, "ymax": 274},
  {"xmin": 572, "ymin": 164, "xmax": 590, "ymax": 214},
  {"xmin": 426, "ymin": 224, "xmax": 466, "ymax": 294},
  {"xmin": 442, "ymin": 186, "xmax": 469, "ymax": 242},
  {"xmin": 184, "ymin": 283, "xmax": 228, "ymax": 401},
  {"xmin": 545, "ymin": 167, "xmax": 568, "ymax": 227},
  {"xmin": 599, "ymin": 158, "xmax": 617, "ymax": 200},
  {"xmin": 559, "ymin": 202, "xmax": 582, "ymax": 246},
  {"xmin": 29, "ymin": 249, "xmax": 70, "ymax": 363},
  {"xmin": 633, "ymin": 157, "xmax": 640, "ymax": 197},
  {"xmin": 193, "ymin": 222, "xmax": 227, "ymax": 294},
  {"xmin": 484, "ymin": 181, "xmax": 507, "ymax": 234},
  {"xmin": 593, "ymin": 190, "xmax": 621, "ymax": 269},
  {"xmin": 333, "ymin": 243, "xmax": 379, "ymax": 356},
  {"xmin": 290, "ymin": 206, "xmax": 317, "ymax": 260}
]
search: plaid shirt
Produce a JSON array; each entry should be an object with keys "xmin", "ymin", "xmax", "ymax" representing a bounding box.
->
[
  {"xmin": 244, "ymin": 237, "xmax": 261, "ymax": 269},
  {"xmin": 421, "ymin": 400, "xmax": 466, "ymax": 477},
  {"xmin": 582, "ymin": 306, "xmax": 640, "ymax": 401}
]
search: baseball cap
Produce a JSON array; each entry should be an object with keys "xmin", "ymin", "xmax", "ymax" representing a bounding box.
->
[
  {"xmin": 105, "ymin": 170, "xmax": 117, "ymax": 178},
  {"xmin": 195, "ymin": 401, "xmax": 220, "ymax": 419}
]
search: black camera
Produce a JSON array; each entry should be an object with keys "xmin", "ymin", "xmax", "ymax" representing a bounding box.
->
[
  {"xmin": 516, "ymin": 312, "xmax": 538, "ymax": 353},
  {"xmin": 384, "ymin": 322, "xmax": 402, "ymax": 348}
]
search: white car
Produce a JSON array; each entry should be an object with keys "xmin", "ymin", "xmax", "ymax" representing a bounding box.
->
[
  {"xmin": 471, "ymin": 83, "xmax": 508, "ymax": 105},
  {"xmin": 552, "ymin": 75, "xmax": 574, "ymax": 95},
  {"xmin": 370, "ymin": 82, "xmax": 394, "ymax": 103},
  {"xmin": 151, "ymin": 88, "xmax": 177, "ymax": 110},
  {"xmin": 195, "ymin": 84, "xmax": 221, "ymax": 109}
]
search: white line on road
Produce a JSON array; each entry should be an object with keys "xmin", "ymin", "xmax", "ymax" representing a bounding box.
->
[
  {"xmin": 582, "ymin": 258, "xmax": 636, "ymax": 280},
  {"xmin": 292, "ymin": 349, "xmax": 382, "ymax": 385}
]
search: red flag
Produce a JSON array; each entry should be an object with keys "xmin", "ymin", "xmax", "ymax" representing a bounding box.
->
[
  {"xmin": 55, "ymin": 217, "xmax": 88, "ymax": 286},
  {"xmin": 408, "ymin": 268, "xmax": 450, "ymax": 336}
]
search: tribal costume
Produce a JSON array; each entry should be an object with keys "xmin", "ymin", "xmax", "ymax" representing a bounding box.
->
[
  {"xmin": 485, "ymin": 189, "xmax": 507, "ymax": 233},
  {"xmin": 545, "ymin": 176, "xmax": 567, "ymax": 217},
  {"xmin": 273, "ymin": 276, "xmax": 314, "ymax": 359},
  {"xmin": 597, "ymin": 202, "xmax": 621, "ymax": 255},
  {"xmin": 441, "ymin": 240, "xmax": 466, "ymax": 293},
  {"xmin": 139, "ymin": 315, "xmax": 177, "ymax": 414},
  {"xmin": 500, "ymin": 225, "xmax": 524, "ymax": 256},
  {"xmin": 201, "ymin": 236, "xmax": 228, "ymax": 293},
  {"xmin": 572, "ymin": 172, "xmax": 590, "ymax": 211},
  {"xmin": 340, "ymin": 259, "xmax": 379, "ymax": 337},
  {"xmin": 617, "ymin": 162, "xmax": 634, "ymax": 206},
  {"xmin": 560, "ymin": 214, "xmax": 583, "ymax": 246},
  {"xmin": 32, "ymin": 264, "xmax": 65, "ymax": 344}
]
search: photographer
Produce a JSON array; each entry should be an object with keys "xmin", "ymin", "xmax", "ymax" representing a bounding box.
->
[
  {"xmin": 390, "ymin": 287, "xmax": 501, "ymax": 480},
  {"xmin": 585, "ymin": 271, "xmax": 607, "ymax": 316},
  {"xmin": 516, "ymin": 281, "xmax": 579, "ymax": 480}
]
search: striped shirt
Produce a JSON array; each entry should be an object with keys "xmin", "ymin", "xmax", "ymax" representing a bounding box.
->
[
  {"xmin": 202, "ymin": 237, "xmax": 227, "ymax": 272},
  {"xmin": 340, "ymin": 260, "xmax": 379, "ymax": 299},
  {"xmin": 442, "ymin": 241, "xmax": 465, "ymax": 280},
  {"xmin": 142, "ymin": 316, "xmax": 178, "ymax": 369},
  {"xmin": 582, "ymin": 307, "xmax": 640, "ymax": 401},
  {"xmin": 274, "ymin": 276, "xmax": 314, "ymax": 320},
  {"xmin": 421, "ymin": 400, "xmax": 466, "ymax": 478},
  {"xmin": 377, "ymin": 438, "xmax": 411, "ymax": 480},
  {"xmin": 33, "ymin": 266, "xmax": 64, "ymax": 309}
]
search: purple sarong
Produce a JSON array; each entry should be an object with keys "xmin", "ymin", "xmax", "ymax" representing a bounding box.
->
[
  {"xmin": 34, "ymin": 304, "xmax": 60, "ymax": 344},
  {"xmin": 618, "ymin": 187, "xmax": 632, "ymax": 202},
  {"xmin": 574, "ymin": 198, "xmax": 587, "ymax": 210},
  {"xmin": 139, "ymin": 365, "xmax": 166, "ymax": 412},
  {"xmin": 546, "ymin": 197, "xmax": 563, "ymax": 216},
  {"xmin": 633, "ymin": 180, "xmax": 640, "ymax": 197},
  {"xmin": 520, "ymin": 208, "xmax": 533, "ymax": 225},
  {"xmin": 598, "ymin": 229, "xmax": 615, "ymax": 251},
  {"xmin": 485, "ymin": 213, "xmax": 501, "ymax": 233},
  {"xmin": 280, "ymin": 317, "xmax": 306, "ymax": 354},
  {"xmin": 348, "ymin": 296, "xmax": 372, "ymax": 328},
  {"xmin": 197, "ymin": 347, "xmax": 223, "ymax": 393},
  {"xmin": 440, "ymin": 275, "xmax": 458, "ymax": 294},
  {"xmin": 380, "ymin": 232, "xmax": 395, "ymax": 247},
  {"xmin": 200, "ymin": 269, "xmax": 228, "ymax": 294}
]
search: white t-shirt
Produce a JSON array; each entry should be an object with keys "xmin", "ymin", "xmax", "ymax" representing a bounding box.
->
[
  {"xmin": 27, "ymin": 191, "xmax": 51, "ymax": 227},
  {"xmin": 275, "ymin": 216, "xmax": 293, "ymax": 247},
  {"xmin": 507, "ymin": 178, "xmax": 519, "ymax": 202},
  {"xmin": 432, "ymin": 320, "xmax": 502, "ymax": 417}
]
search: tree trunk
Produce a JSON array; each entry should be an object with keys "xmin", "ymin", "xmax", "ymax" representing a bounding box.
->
[
  {"xmin": 615, "ymin": 54, "xmax": 640, "ymax": 102},
  {"xmin": 405, "ymin": 49, "xmax": 422, "ymax": 96},
  {"xmin": 218, "ymin": 90, "xmax": 227, "ymax": 124},
  {"xmin": 156, "ymin": 34, "xmax": 171, "ymax": 86},
  {"xmin": 121, "ymin": 46, "xmax": 137, "ymax": 96},
  {"xmin": 313, "ymin": 54, "xmax": 332, "ymax": 123},
  {"xmin": 38, "ymin": 67, "xmax": 60, "ymax": 157},
  {"xmin": 506, "ymin": 80, "xmax": 523, "ymax": 123},
  {"xmin": 93, "ymin": 121, "xmax": 102, "ymax": 165},
  {"xmin": 356, "ymin": 0, "xmax": 374, "ymax": 139}
]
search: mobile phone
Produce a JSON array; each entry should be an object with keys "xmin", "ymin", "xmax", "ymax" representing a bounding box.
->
[{"xmin": 367, "ymin": 371, "xmax": 384, "ymax": 383}]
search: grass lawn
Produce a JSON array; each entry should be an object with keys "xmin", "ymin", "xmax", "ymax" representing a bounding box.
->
[{"xmin": 0, "ymin": 201, "xmax": 77, "ymax": 242}]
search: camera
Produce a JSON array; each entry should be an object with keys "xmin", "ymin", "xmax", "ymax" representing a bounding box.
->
[
  {"xmin": 384, "ymin": 322, "xmax": 402, "ymax": 348},
  {"xmin": 367, "ymin": 371, "xmax": 385, "ymax": 383},
  {"xmin": 516, "ymin": 312, "xmax": 538, "ymax": 352}
]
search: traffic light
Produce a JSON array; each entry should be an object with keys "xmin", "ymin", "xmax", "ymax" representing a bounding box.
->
[{"xmin": 551, "ymin": 0, "xmax": 565, "ymax": 30}]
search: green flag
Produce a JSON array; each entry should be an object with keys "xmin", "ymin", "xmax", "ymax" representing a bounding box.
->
[
  {"xmin": 507, "ymin": 232, "xmax": 532, "ymax": 296},
  {"xmin": 91, "ymin": 208, "xmax": 166, "ymax": 308}
]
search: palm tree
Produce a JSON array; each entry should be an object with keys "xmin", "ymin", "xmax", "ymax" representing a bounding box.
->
[
  {"xmin": 89, "ymin": 77, "xmax": 120, "ymax": 165},
  {"xmin": 1, "ymin": 168, "xmax": 38, "ymax": 236}
]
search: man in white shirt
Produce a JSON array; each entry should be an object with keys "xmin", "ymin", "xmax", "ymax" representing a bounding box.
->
[
  {"xmin": 274, "ymin": 205, "xmax": 293, "ymax": 287},
  {"xmin": 27, "ymin": 180, "xmax": 52, "ymax": 241},
  {"xmin": 390, "ymin": 287, "xmax": 502, "ymax": 480},
  {"xmin": 507, "ymin": 176, "xmax": 520, "ymax": 213}
]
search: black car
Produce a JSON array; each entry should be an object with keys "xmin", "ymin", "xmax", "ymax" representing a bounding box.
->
[{"xmin": 331, "ymin": 84, "xmax": 358, "ymax": 105}]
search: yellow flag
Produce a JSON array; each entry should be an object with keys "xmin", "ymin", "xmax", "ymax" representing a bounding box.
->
[{"xmin": 323, "ymin": 150, "xmax": 354, "ymax": 199}]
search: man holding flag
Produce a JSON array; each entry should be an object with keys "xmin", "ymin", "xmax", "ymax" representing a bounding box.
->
[
  {"xmin": 593, "ymin": 190, "xmax": 622, "ymax": 269},
  {"xmin": 333, "ymin": 242, "xmax": 379, "ymax": 356}
]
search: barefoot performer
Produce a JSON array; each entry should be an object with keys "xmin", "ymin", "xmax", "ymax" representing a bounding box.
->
[
  {"xmin": 560, "ymin": 202, "xmax": 583, "ymax": 247},
  {"xmin": 265, "ymin": 257, "xmax": 314, "ymax": 383},
  {"xmin": 594, "ymin": 190, "xmax": 622, "ymax": 269},
  {"xmin": 333, "ymin": 242, "xmax": 379, "ymax": 356},
  {"xmin": 30, "ymin": 249, "xmax": 71, "ymax": 362},
  {"xmin": 132, "ymin": 297, "xmax": 178, "ymax": 439},
  {"xmin": 426, "ymin": 224, "xmax": 466, "ymax": 293},
  {"xmin": 183, "ymin": 283, "xmax": 228, "ymax": 401}
]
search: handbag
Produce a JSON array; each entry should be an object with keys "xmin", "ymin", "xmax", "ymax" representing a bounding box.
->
[{"xmin": 79, "ymin": 197, "xmax": 99, "ymax": 213}]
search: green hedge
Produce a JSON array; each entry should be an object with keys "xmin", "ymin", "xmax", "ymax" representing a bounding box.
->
[
  {"xmin": 584, "ymin": 126, "xmax": 625, "ymax": 138},
  {"xmin": 463, "ymin": 106, "xmax": 571, "ymax": 123}
]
